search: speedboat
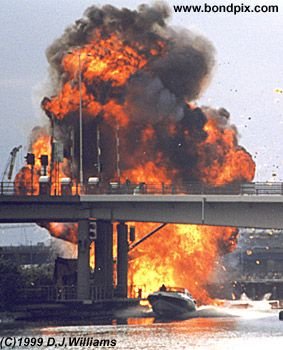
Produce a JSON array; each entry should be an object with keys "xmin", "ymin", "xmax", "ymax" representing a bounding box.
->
[{"xmin": 148, "ymin": 287, "xmax": 196, "ymax": 318}]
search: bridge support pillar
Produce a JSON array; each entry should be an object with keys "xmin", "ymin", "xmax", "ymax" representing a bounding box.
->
[
  {"xmin": 116, "ymin": 222, "xmax": 128, "ymax": 298},
  {"xmin": 77, "ymin": 219, "xmax": 90, "ymax": 300},
  {"xmin": 95, "ymin": 220, "xmax": 113, "ymax": 298}
]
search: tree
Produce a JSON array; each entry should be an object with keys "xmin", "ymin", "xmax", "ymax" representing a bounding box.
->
[{"xmin": 0, "ymin": 255, "xmax": 23, "ymax": 310}]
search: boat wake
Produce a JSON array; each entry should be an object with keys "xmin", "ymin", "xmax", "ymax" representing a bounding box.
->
[{"xmin": 173, "ymin": 293, "xmax": 278, "ymax": 321}]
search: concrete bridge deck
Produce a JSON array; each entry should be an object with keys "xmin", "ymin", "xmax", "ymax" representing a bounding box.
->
[{"xmin": 0, "ymin": 194, "xmax": 283, "ymax": 229}]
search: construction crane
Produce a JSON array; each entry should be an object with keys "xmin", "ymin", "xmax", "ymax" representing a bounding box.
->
[{"xmin": 1, "ymin": 145, "xmax": 22, "ymax": 182}]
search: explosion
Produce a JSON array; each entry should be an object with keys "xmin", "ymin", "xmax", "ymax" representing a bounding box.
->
[
  {"xmin": 129, "ymin": 223, "xmax": 238, "ymax": 304},
  {"xmin": 15, "ymin": 2, "xmax": 255, "ymax": 304}
]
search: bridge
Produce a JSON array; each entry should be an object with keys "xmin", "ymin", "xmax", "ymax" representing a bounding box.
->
[
  {"xmin": 1, "ymin": 181, "xmax": 283, "ymax": 302},
  {"xmin": 0, "ymin": 193, "xmax": 283, "ymax": 229}
]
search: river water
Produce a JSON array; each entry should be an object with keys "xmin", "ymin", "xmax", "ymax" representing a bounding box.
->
[{"xmin": 0, "ymin": 304, "xmax": 282, "ymax": 350}]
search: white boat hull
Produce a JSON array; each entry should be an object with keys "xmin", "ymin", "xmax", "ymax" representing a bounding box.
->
[{"xmin": 148, "ymin": 291, "xmax": 196, "ymax": 317}]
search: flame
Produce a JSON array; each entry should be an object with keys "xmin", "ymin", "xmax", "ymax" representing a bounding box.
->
[
  {"xmin": 63, "ymin": 32, "xmax": 148, "ymax": 86},
  {"xmin": 15, "ymin": 132, "xmax": 72, "ymax": 195},
  {"xmin": 16, "ymin": 13, "xmax": 256, "ymax": 305},
  {"xmin": 14, "ymin": 134, "xmax": 51, "ymax": 195},
  {"xmin": 42, "ymin": 31, "xmax": 162, "ymax": 126},
  {"xmin": 120, "ymin": 157, "xmax": 241, "ymax": 304},
  {"xmin": 128, "ymin": 223, "xmax": 238, "ymax": 305},
  {"xmin": 32, "ymin": 135, "xmax": 51, "ymax": 168},
  {"xmin": 198, "ymin": 118, "xmax": 255, "ymax": 186},
  {"xmin": 122, "ymin": 161, "xmax": 171, "ymax": 184},
  {"xmin": 43, "ymin": 222, "xmax": 78, "ymax": 243}
]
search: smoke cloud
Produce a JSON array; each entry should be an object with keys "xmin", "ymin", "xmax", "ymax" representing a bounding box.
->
[
  {"xmin": 13, "ymin": 2, "xmax": 257, "ymax": 304},
  {"xmin": 16, "ymin": 1, "xmax": 255, "ymax": 255},
  {"xmin": 46, "ymin": 2, "xmax": 215, "ymax": 118}
]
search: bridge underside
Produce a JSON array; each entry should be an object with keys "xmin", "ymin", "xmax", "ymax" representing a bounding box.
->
[{"xmin": 0, "ymin": 194, "xmax": 283, "ymax": 229}]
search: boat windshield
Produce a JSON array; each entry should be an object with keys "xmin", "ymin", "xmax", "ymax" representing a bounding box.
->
[{"xmin": 165, "ymin": 287, "xmax": 192, "ymax": 296}]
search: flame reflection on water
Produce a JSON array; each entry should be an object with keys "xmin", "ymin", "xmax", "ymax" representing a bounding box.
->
[{"xmin": 2, "ymin": 304, "xmax": 280, "ymax": 350}]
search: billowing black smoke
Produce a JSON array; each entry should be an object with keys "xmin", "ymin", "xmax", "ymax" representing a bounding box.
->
[
  {"xmin": 41, "ymin": 2, "xmax": 221, "ymax": 183},
  {"xmin": 46, "ymin": 1, "xmax": 215, "ymax": 117}
]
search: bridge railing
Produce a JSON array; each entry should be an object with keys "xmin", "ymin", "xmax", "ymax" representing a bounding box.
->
[
  {"xmin": 17, "ymin": 285, "xmax": 125, "ymax": 303},
  {"xmin": 1, "ymin": 180, "xmax": 283, "ymax": 197},
  {"xmin": 18, "ymin": 286, "xmax": 77, "ymax": 303}
]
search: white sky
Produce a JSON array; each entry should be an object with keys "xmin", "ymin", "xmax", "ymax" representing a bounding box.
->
[{"xmin": 0, "ymin": 0, "xmax": 282, "ymax": 183}]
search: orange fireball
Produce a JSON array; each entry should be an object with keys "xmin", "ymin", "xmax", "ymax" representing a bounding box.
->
[{"xmin": 15, "ymin": 3, "xmax": 255, "ymax": 304}]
